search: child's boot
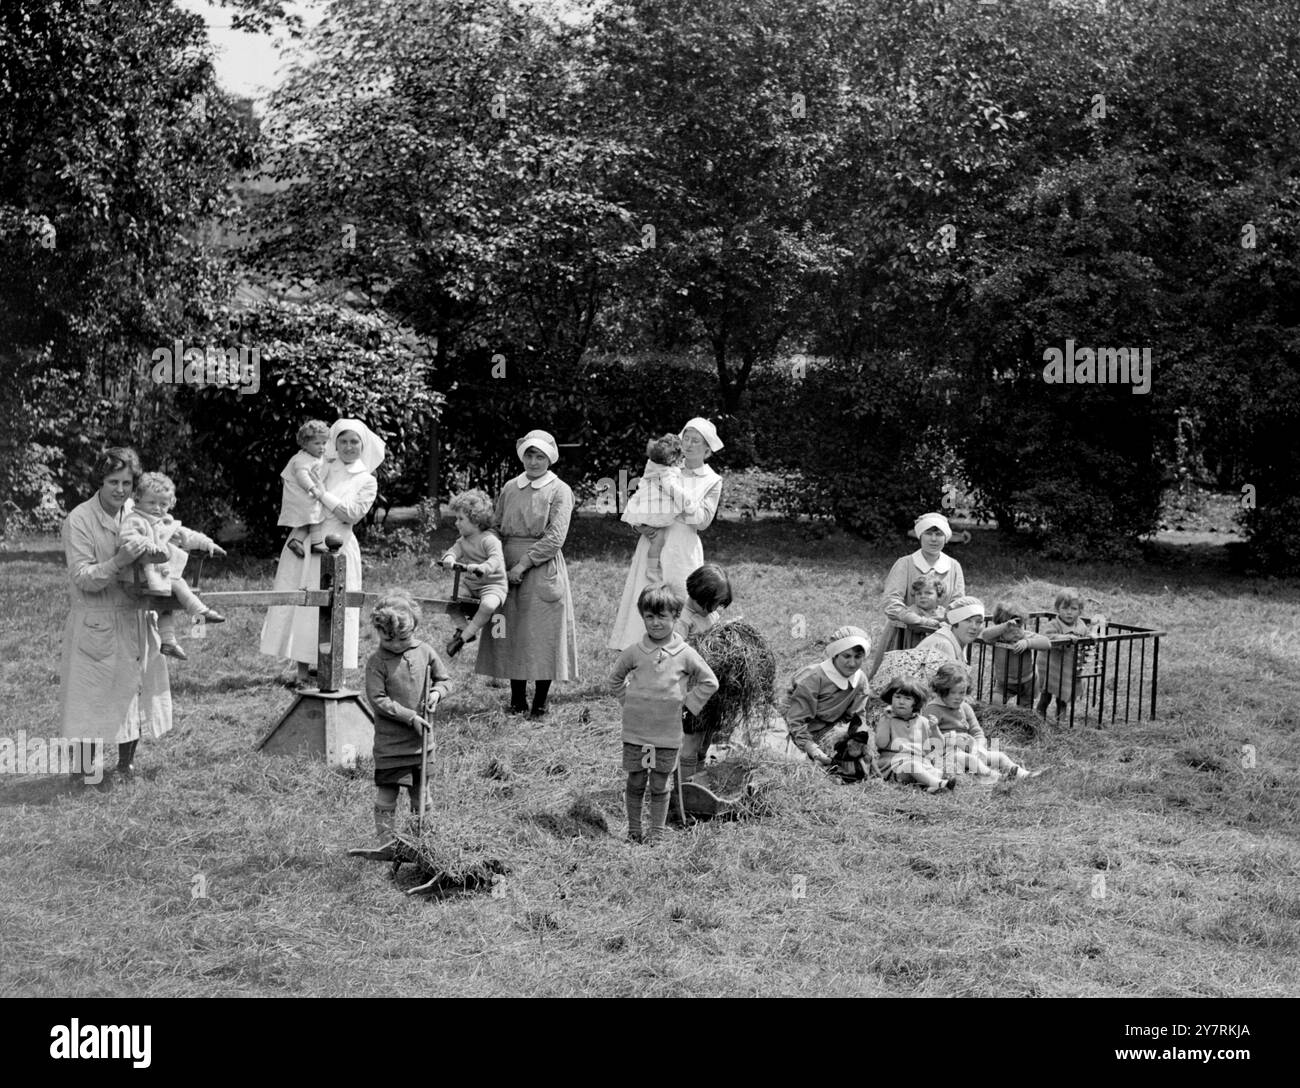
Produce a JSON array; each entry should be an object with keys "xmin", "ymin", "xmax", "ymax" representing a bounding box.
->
[
  {"xmin": 200, "ymin": 607, "xmax": 225, "ymax": 624},
  {"xmin": 445, "ymin": 628, "xmax": 469, "ymax": 658},
  {"xmin": 159, "ymin": 639, "xmax": 188, "ymax": 660},
  {"xmin": 287, "ymin": 537, "xmax": 305, "ymax": 557}
]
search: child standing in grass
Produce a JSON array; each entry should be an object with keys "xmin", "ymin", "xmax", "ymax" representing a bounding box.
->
[
  {"xmin": 785, "ymin": 626, "xmax": 873, "ymax": 768},
  {"xmin": 609, "ymin": 585, "xmax": 718, "ymax": 844},
  {"xmin": 1036, "ymin": 587, "xmax": 1090, "ymax": 720},
  {"xmin": 363, "ymin": 592, "xmax": 452, "ymax": 858},
  {"xmin": 979, "ymin": 601, "xmax": 1051, "ymax": 705},
  {"xmin": 675, "ymin": 563, "xmax": 733, "ymax": 784},
  {"xmin": 926, "ymin": 662, "xmax": 1032, "ymax": 780},
  {"xmin": 874, "ymin": 676, "xmax": 953, "ymax": 791},
  {"xmin": 439, "ymin": 489, "xmax": 508, "ymax": 658}
]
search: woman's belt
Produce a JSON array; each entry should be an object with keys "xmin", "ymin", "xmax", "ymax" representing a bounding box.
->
[{"xmin": 502, "ymin": 535, "xmax": 543, "ymax": 542}]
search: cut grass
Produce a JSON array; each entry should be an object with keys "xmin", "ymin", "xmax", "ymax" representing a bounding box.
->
[{"xmin": 1, "ymin": 519, "xmax": 1298, "ymax": 996}]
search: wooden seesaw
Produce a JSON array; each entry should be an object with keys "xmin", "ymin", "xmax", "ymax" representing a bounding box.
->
[{"xmin": 126, "ymin": 534, "xmax": 478, "ymax": 767}]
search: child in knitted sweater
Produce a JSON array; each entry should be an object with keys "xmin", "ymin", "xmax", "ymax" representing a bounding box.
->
[
  {"xmin": 362, "ymin": 591, "xmax": 452, "ymax": 858},
  {"xmin": 439, "ymin": 489, "xmax": 508, "ymax": 658},
  {"xmin": 873, "ymin": 677, "xmax": 954, "ymax": 791},
  {"xmin": 925, "ymin": 662, "xmax": 1032, "ymax": 780},
  {"xmin": 118, "ymin": 472, "xmax": 226, "ymax": 659},
  {"xmin": 608, "ymin": 584, "xmax": 718, "ymax": 844}
]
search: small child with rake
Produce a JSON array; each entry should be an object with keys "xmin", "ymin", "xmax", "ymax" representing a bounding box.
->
[
  {"xmin": 438, "ymin": 489, "xmax": 508, "ymax": 658},
  {"xmin": 362, "ymin": 591, "xmax": 452, "ymax": 858},
  {"xmin": 608, "ymin": 584, "xmax": 718, "ymax": 844},
  {"xmin": 621, "ymin": 433, "xmax": 698, "ymax": 580},
  {"xmin": 118, "ymin": 471, "xmax": 226, "ymax": 660}
]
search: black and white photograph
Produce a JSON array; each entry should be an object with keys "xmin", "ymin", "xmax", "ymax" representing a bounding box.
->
[{"xmin": 0, "ymin": 0, "xmax": 1296, "ymax": 1036}]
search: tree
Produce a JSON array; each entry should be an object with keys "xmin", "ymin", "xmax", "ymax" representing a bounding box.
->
[{"xmin": 0, "ymin": 0, "xmax": 261, "ymax": 527}]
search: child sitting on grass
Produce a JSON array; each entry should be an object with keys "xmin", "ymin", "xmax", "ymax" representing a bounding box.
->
[
  {"xmin": 621, "ymin": 433, "xmax": 698, "ymax": 580},
  {"xmin": 439, "ymin": 489, "xmax": 508, "ymax": 658},
  {"xmin": 118, "ymin": 471, "xmax": 226, "ymax": 660},
  {"xmin": 362, "ymin": 591, "xmax": 452, "ymax": 859},
  {"xmin": 874, "ymin": 676, "xmax": 953, "ymax": 792},
  {"xmin": 1036, "ymin": 587, "xmax": 1092, "ymax": 721},
  {"xmin": 978, "ymin": 600, "xmax": 1051, "ymax": 705},
  {"xmin": 926, "ymin": 662, "xmax": 1033, "ymax": 780},
  {"xmin": 608, "ymin": 585, "xmax": 718, "ymax": 844},
  {"xmin": 785, "ymin": 626, "xmax": 873, "ymax": 768},
  {"xmin": 675, "ymin": 563, "xmax": 733, "ymax": 784},
  {"xmin": 279, "ymin": 419, "xmax": 329, "ymax": 558}
]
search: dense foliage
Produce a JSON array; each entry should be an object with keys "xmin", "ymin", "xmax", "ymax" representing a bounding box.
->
[{"xmin": 4, "ymin": 0, "xmax": 1298, "ymax": 565}]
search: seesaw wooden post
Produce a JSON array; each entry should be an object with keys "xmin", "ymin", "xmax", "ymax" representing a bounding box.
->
[{"xmin": 257, "ymin": 535, "xmax": 374, "ymax": 767}]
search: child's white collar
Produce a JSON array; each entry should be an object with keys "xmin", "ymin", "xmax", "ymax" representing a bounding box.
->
[
  {"xmin": 639, "ymin": 632, "xmax": 686, "ymax": 656},
  {"xmin": 819, "ymin": 660, "xmax": 861, "ymax": 690},
  {"xmin": 909, "ymin": 549, "xmax": 952, "ymax": 575},
  {"xmin": 514, "ymin": 470, "xmax": 556, "ymax": 490}
]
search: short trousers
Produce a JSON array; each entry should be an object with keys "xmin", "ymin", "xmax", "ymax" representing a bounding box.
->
[
  {"xmin": 476, "ymin": 588, "xmax": 507, "ymax": 611},
  {"xmin": 622, "ymin": 742, "xmax": 680, "ymax": 775},
  {"xmin": 374, "ymin": 761, "xmax": 431, "ymax": 789}
]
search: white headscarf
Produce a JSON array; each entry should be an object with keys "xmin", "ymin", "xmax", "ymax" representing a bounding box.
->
[
  {"xmin": 680, "ymin": 417, "xmax": 723, "ymax": 453},
  {"xmin": 516, "ymin": 429, "xmax": 560, "ymax": 465},
  {"xmin": 945, "ymin": 597, "xmax": 985, "ymax": 625},
  {"xmin": 327, "ymin": 418, "xmax": 386, "ymax": 475},
  {"xmin": 914, "ymin": 512, "xmax": 952, "ymax": 542}
]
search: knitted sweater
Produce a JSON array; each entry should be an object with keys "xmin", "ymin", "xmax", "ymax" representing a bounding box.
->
[
  {"xmin": 365, "ymin": 641, "xmax": 452, "ymax": 768},
  {"xmin": 924, "ymin": 699, "xmax": 985, "ymax": 743},
  {"xmin": 608, "ymin": 633, "xmax": 718, "ymax": 748}
]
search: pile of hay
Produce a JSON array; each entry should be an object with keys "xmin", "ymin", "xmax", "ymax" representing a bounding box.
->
[
  {"xmin": 974, "ymin": 701, "xmax": 1044, "ymax": 746},
  {"xmin": 391, "ymin": 826, "xmax": 510, "ymax": 894},
  {"xmin": 688, "ymin": 621, "xmax": 776, "ymax": 752}
]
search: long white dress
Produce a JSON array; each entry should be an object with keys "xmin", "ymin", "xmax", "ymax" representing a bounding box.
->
[
  {"xmin": 608, "ymin": 465, "xmax": 723, "ymax": 650},
  {"xmin": 258, "ymin": 461, "xmax": 377, "ymax": 669},
  {"xmin": 59, "ymin": 496, "xmax": 173, "ymax": 742}
]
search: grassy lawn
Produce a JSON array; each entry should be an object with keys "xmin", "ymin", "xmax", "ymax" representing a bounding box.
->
[{"xmin": 1, "ymin": 517, "xmax": 1297, "ymax": 997}]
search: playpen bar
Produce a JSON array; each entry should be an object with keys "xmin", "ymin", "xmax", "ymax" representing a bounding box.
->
[
  {"xmin": 1141, "ymin": 636, "xmax": 1151, "ymax": 722},
  {"xmin": 1150, "ymin": 636, "xmax": 1160, "ymax": 719}
]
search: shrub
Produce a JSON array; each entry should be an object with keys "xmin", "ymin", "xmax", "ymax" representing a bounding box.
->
[{"xmin": 182, "ymin": 300, "xmax": 442, "ymax": 549}]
